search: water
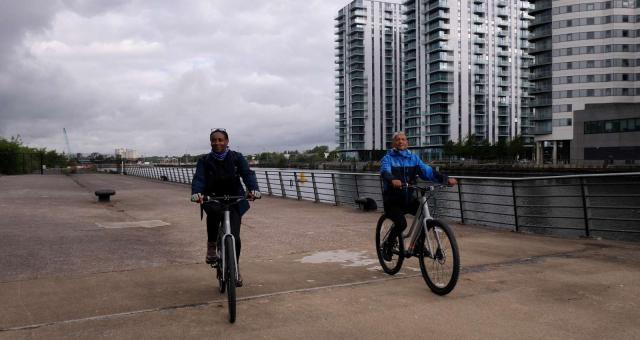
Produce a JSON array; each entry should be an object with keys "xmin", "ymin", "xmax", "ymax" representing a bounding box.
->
[{"xmin": 120, "ymin": 165, "xmax": 640, "ymax": 242}]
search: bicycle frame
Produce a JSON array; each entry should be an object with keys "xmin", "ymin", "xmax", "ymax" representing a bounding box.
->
[
  {"xmin": 204, "ymin": 196, "xmax": 244, "ymax": 284},
  {"xmin": 219, "ymin": 208, "xmax": 239, "ymax": 283},
  {"xmin": 401, "ymin": 187, "xmax": 441, "ymax": 256}
]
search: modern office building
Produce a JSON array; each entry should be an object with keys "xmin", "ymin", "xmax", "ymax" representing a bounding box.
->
[
  {"xmin": 335, "ymin": 0, "xmax": 404, "ymax": 158},
  {"xmin": 529, "ymin": 0, "xmax": 640, "ymax": 164},
  {"xmin": 402, "ymin": 0, "xmax": 534, "ymax": 160}
]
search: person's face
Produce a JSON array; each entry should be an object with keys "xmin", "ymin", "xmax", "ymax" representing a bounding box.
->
[
  {"xmin": 393, "ymin": 133, "xmax": 409, "ymax": 150},
  {"xmin": 210, "ymin": 132, "xmax": 228, "ymax": 153}
]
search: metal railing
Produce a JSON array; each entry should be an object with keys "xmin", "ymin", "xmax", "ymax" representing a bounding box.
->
[{"xmin": 122, "ymin": 165, "xmax": 640, "ymax": 241}]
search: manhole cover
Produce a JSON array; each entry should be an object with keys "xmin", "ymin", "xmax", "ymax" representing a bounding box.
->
[{"xmin": 96, "ymin": 220, "xmax": 170, "ymax": 229}]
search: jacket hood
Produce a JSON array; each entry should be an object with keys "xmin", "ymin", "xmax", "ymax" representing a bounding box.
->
[{"xmin": 386, "ymin": 148, "xmax": 413, "ymax": 158}]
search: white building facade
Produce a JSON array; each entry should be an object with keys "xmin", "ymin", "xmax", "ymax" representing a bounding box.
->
[
  {"xmin": 403, "ymin": 0, "xmax": 534, "ymax": 159},
  {"xmin": 335, "ymin": 0, "xmax": 404, "ymax": 157},
  {"xmin": 529, "ymin": 0, "xmax": 640, "ymax": 164}
]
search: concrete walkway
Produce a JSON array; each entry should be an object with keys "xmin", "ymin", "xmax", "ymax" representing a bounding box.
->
[{"xmin": 0, "ymin": 174, "xmax": 639, "ymax": 339}]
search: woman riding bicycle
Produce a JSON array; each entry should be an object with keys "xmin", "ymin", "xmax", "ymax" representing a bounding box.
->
[
  {"xmin": 379, "ymin": 132, "xmax": 457, "ymax": 260},
  {"xmin": 191, "ymin": 128, "xmax": 260, "ymax": 287}
]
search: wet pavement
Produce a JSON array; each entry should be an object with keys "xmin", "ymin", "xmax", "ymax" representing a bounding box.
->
[{"xmin": 1, "ymin": 174, "xmax": 639, "ymax": 339}]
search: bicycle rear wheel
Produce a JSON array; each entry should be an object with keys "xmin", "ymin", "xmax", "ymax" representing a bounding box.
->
[
  {"xmin": 225, "ymin": 237, "xmax": 237, "ymax": 323},
  {"xmin": 418, "ymin": 220, "xmax": 460, "ymax": 295},
  {"xmin": 375, "ymin": 215, "xmax": 404, "ymax": 275}
]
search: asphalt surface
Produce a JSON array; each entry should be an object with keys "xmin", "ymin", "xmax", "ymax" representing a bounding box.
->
[{"xmin": 1, "ymin": 173, "xmax": 639, "ymax": 339}]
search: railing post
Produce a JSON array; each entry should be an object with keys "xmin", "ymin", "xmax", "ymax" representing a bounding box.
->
[
  {"xmin": 458, "ymin": 179, "xmax": 465, "ymax": 224},
  {"xmin": 512, "ymin": 180, "xmax": 519, "ymax": 232},
  {"xmin": 294, "ymin": 172, "xmax": 301, "ymax": 200},
  {"xmin": 332, "ymin": 173, "xmax": 339, "ymax": 206},
  {"xmin": 580, "ymin": 177, "xmax": 590, "ymax": 238},
  {"xmin": 265, "ymin": 171, "xmax": 273, "ymax": 196},
  {"xmin": 279, "ymin": 172, "xmax": 286, "ymax": 198},
  {"xmin": 354, "ymin": 175, "xmax": 360, "ymax": 198},
  {"xmin": 311, "ymin": 173, "xmax": 319, "ymax": 203}
]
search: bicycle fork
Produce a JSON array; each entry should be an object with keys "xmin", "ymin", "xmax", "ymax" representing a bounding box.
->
[{"xmin": 219, "ymin": 210, "xmax": 239, "ymax": 283}]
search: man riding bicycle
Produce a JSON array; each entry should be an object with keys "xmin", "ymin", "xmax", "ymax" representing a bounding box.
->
[
  {"xmin": 380, "ymin": 132, "xmax": 457, "ymax": 261},
  {"xmin": 191, "ymin": 128, "xmax": 260, "ymax": 287}
]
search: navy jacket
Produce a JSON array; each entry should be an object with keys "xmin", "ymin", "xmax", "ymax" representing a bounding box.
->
[
  {"xmin": 191, "ymin": 150, "xmax": 259, "ymax": 216},
  {"xmin": 380, "ymin": 149, "xmax": 446, "ymax": 205}
]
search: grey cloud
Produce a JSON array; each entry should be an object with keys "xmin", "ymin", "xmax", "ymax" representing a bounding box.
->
[{"xmin": 0, "ymin": 0, "xmax": 346, "ymax": 155}]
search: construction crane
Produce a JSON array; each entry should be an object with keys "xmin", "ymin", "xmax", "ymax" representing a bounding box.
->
[{"xmin": 63, "ymin": 128, "xmax": 74, "ymax": 160}]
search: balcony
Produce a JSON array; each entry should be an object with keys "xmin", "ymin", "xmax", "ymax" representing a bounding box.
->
[
  {"xmin": 428, "ymin": 21, "xmax": 449, "ymax": 32},
  {"xmin": 473, "ymin": 57, "xmax": 487, "ymax": 65},
  {"xmin": 429, "ymin": 0, "xmax": 449, "ymax": 10},
  {"xmin": 427, "ymin": 31, "xmax": 450, "ymax": 42},
  {"xmin": 428, "ymin": 10, "xmax": 450, "ymax": 21},
  {"xmin": 429, "ymin": 85, "xmax": 454, "ymax": 94}
]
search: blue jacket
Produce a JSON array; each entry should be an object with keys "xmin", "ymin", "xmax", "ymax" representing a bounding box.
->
[
  {"xmin": 380, "ymin": 149, "xmax": 446, "ymax": 204},
  {"xmin": 191, "ymin": 150, "xmax": 259, "ymax": 216}
]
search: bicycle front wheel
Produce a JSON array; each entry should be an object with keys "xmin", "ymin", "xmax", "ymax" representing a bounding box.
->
[
  {"xmin": 225, "ymin": 237, "xmax": 237, "ymax": 323},
  {"xmin": 418, "ymin": 220, "xmax": 460, "ymax": 295},
  {"xmin": 375, "ymin": 215, "xmax": 404, "ymax": 275}
]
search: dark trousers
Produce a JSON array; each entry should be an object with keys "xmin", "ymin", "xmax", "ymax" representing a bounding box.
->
[
  {"xmin": 206, "ymin": 207, "xmax": 242, "ymax": 262},
  {"xmin": 383, "ymin": 197, "xmax": 420, "ymax": 244}
]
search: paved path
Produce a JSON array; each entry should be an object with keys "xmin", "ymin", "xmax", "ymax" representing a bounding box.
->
[{"xmin": 1, "ymin": 174, "xmax": 639, "ymax": 339}]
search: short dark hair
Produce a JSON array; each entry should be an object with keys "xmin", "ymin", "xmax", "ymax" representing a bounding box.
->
[{"xmin": 210, "ymin": 128, "xmax": 228, "ymax": 141}]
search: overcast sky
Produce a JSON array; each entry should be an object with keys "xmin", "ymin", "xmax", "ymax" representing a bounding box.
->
[{"xmin": 0, "ymin": 0, "xmax": 347, "ymax": 156}]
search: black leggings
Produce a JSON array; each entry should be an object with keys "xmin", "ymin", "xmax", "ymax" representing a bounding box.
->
[
  {"xmin": 383, "ymin": 198, "xmax": 420, "ymax": 244},
  {"xmin": 206, "ymin": 208, "xmax": 242, "ymax": 261}
]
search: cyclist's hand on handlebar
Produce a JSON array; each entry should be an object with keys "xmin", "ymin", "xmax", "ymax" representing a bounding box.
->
[
  {"xmin": 447, "ymin": 178, "xmax": 458, "ymax": 186},
  {"xmin": 247, "ymin": 190, "xmax": 262, "ymax": 200},
  {"xmin": 191, "ymin": 193, "xmax": 204, "ymax": 204},
  {"xmin": 391, "ymin": 179, "xmax": 403, "ymax": 189}
]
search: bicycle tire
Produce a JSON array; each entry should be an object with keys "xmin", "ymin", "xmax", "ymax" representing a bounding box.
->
[
  {"xmin": 375, "ymin": 215, "xmax": 404, "ymax": 275},
  {"xmin": 217, "ymin": 265, "xmax": 225, "ymax": 294},
  {"xmin": 418, "ymin": 220, "xmax": 460, "ymax": 295},
  {"xmin": 225, "ymin": 237, "xmax": 237, "ymax": 323}
]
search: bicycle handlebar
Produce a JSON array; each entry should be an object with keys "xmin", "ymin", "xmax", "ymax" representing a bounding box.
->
[
  {"xmin": 403, "ymin": 183, "xmax": 450, "ymax": 192},
  {"xmin": 204, "ymin": 194, "xmax": 262, "ymax": 203}
]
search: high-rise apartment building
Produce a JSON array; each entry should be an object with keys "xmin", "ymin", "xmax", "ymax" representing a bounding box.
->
[
  {"xmin": 529, "ymin": 0, "xmax": 640, "ymax": 164},
  {"xmin": 403, "ymin": 0, "xmax": 534, "ymax": 160},
  {"xmin": 335, "ymin": 0, "xmax": 404, "ymax": 158}
]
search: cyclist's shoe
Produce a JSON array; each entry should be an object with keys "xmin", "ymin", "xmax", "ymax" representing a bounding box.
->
[
  {"xmin": 205, "ymin": 242, "xmax": 218, "ymax": 264},
  {"xmin": 236, "ymin": 273, "xmax": 243, "ymax": 287},
  {"xmin": 382, "ymin": 240, "xmax": 393, "ymax": 262}
]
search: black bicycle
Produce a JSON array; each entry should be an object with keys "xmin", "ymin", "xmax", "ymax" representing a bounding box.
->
[
  {"xmin": 375, "ymin": 184, "xmax": 460, "ymax": 295},
  {"xmin": 202, "ymin": 194, "xmax": 259, "ymax": 323}
]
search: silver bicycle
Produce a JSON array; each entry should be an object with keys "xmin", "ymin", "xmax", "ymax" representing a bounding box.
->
[
  {"xmin": 202, "ymin": 194, "xmax": 254, "ymax": 323},
  {"xmin": 375, "ymin": 184, "xmax": 460, "ymax": 295}
]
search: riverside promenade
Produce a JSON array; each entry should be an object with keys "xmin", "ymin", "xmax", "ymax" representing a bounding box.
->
[{"xmin": 1, "ymin": 174, "xmax": 639, "ymax": 339}]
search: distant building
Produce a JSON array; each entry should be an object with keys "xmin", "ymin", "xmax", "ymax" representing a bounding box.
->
[
  {"xmin": 572, "ymin": 103, "xmax": 640, "ymax": 165},
  {"xmin": 335, "ymin": 0, "xmax": 404, "ymax": 159},
  {"xmin": 402, "ymin": 0, "xmax": 534, "ymax": 160},
  {"xmin": 115, "ymin": 148, "xmax": 140, "ymax": 160},
  {"xmin": 529, "ymin": 0, "xmax": 640, "ymax": 164}
]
